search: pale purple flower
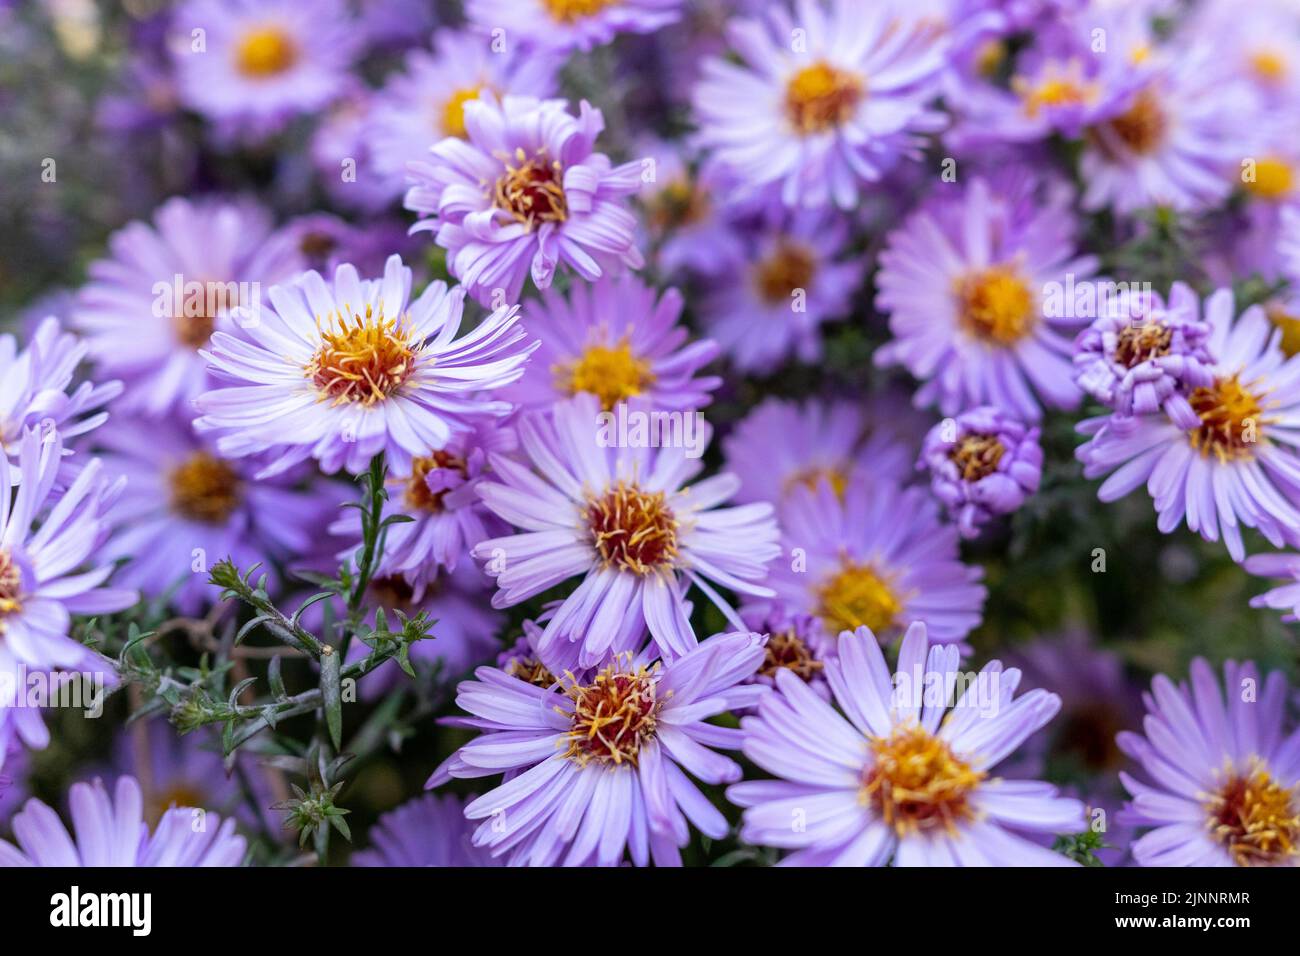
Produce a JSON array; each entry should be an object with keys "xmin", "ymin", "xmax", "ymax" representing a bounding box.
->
[
  {"xmin": 353, "ymin": 793, "xmax": 499, "ymax": 866},
  {"xmin": 0, "ymin": 430, "xmax": 137, "ymax": 676},
  {"xmin": 728, "ymin": 623, "xmax": 1086, "ymax": 866},
  {"xmin": 753, "ymin": 477, "xmax": 986, "ymax": 647},
  {"xmin": 692, "ymin": 0, "xmax": 947, "ymax": 209},
  {"xmin": 1117, "ymin": 658, "xmax": 1300, "ymax": 866},
  {"xmin": 1072, "ymin": 281, "xmax": 1215, "ymax": 428},
  {"xmin": 472, "ymin": 393, "xmax": 780, "ymax": 671},
  {"xmin": 406, "ymin": 94, "xmax": 644, "ymax": 306},
  {"xmin": 633, "ymin": 138, "xmax": 742, "ymax": 278},
  {"xmin": 698, "ymin": 210, "xmax": 865, "ymax": 375},
  {"xmin": 170, "ymin": 0, "xmax": 359, "ymax": 138},
  {"xmin": 428, "ymin": 631, "xmax": 767, "ymax": 867},
  {"xmin": 501, "ymin": 274, "xmax": 720, "ymax": 415},
  {"xmin": 723, "ymin": 395, "xmax": 924, "ymax": 513},
  {"xmin": 0, "ymin": 776, "xmax": 246, "ymax": 866},
  {"xmin": 1077, "ymin": 287, "xmax": 1300, "ymax": 562},
  {"xmin": 919, "ymin": 406, "xmax": 1042, "ymax": 538},
  {"xmin": 875, "ymin": 171, "xmax": 1098, "ymax": 420},
  {"xmin": 0, "ymin": 317, "xmax": 121, "ymax": 475},
  {"xmin": 465, "ymin": 0, "xmax": 682, "ymax": 54},
  {"xmin": 194, "ymin": 255, "xmax": 535, "ymax": 477},
  {"xmin": 72, "ymin": 197, "xmax": 304, "ymax": 417}
]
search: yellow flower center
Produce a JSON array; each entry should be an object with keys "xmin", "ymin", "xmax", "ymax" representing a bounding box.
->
[
  {"xmin": 168, "ymin": 452, "xmax": 242, "ymax": 525},
  {"xmin": 646, "ymin": 178, "xmax": 709, "ymax": 231},
  {"xmin": 555, "ymin": 340, "xmax": 655, "ymax": 411},
  {"xmin": 493, "ymin": 148, "xmax": 568, "ymax": 231},
  {"xmin": 861, "ymin": 724, "xmax": 987, "ymax": 837},
  {"xmin": 235, "ymin": 27, "xmax": 298, "ymax": 78},
  {"xmin": 785, "ymin": 61, "xmax": 864, "ymax": 135},
  {"xmin": 440, "ymin": 86, "xmax": 482, "ymax": 139},
  {"xmin": 1251, "ymin": 49, "xmax": 1287, "ymax": 84},
  {"xmin": 562, "ymin": 662, "xmax": 659, "ymax": 767},
  {"xmin": 1015, "ymin": 62, "xmax": 1098, "ymax": 118},
  {"xmin": 1188, "ymin": 375, "xmax": 1267, "ymax": 462},
  {"xmin": 147, "ymin": 783, "xmax": 209, "ymax": 827},
  {"xmin": 402, "ymin": 451, "xmax": 469, "ymax": 513},
  {"xmin": 755, "ymin": 241, "xmax": 817, "ymax": 305},
  {"xmin": 785, "ymin": 464, "xmax": 849, "ymax": 499},
  {"xmin": 949, "ymin": 433, "xmax": 1005, "ymax": 481},
  {"xmin": 757, "ymin": 629, "xmax": 824, "ymax": 683},
  {"xmin": 0, "ymin": 549, "xmax": 23, "ymax": 621},
  {"xmin": 1097, "ymin": 88, "xmax": 1168, "ymax": 156},
  {"xmin": 506, "ymin": 655, "xmax": 558, "ymax": 689},
  {"xmin": 1114, "ymin": 321, "xmax": 1174, "ymax": 368},
  {"xmin": 817, "ymin": 560, "xmax": 903, "ymax": 636},
  {"xmin": 586, "ymin": 482, "xmax": 679, "ymax": 575},
  {"xmin": 307, "ymin": 305, "xmax": 418, "ymax": 406},
  {"xmin": 541, "ymin": 0, "xmax": 619, "ymax": 23},
  {"xmin": 1266, "ymin": 302, "xmax": 1300, "ymax": 358},
  {"xmin": 957, "ymin": 266, "xmax": 1036, "ymax": 345},
  {"xmin": 974, "ymin": 39, "xmax": 1006, "ymax": 79},
  {"xmin": 1205, "ymin": 761, "xmax": 1300, "ymax": 866},
  {"xmin": 1245, "ymin": 156, "xmax": 1295, "ymax": 200}
]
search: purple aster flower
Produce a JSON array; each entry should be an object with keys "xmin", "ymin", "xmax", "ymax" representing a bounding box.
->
[
  {"xmin": 96, "ymin": 416, "xmax": 337, "ymax": 616},
  {"xmin": 753, "ymin": 477, "xmax": 986, "ymax": 647},
  {"xmin": 919, "ymin": 406, "xmax": 1042, "ymax": 538},
  {"xmin": 728, "ymin": 623, "xmax": 1086, "ymax": 866},
  {"xmin": 367, "ymin": 29, "xmax": 558, "ymax": 202},
  {"xmin": 0, "ymin": 776, "xmax": 246, "ymax": 866},
  {"xmin": 0, "ymin": 316, "xmax": 121, "ymax": 474},
  {"xmin": 738, "ymin": 604, "xmax": 832, "ymax": 701},
  {"xmin": 472, "ymin": 393, "xmax": 780, "ymax": 671},
  {"xmin": 722, "ymin": 396, "xmax": 922, "ymax": 511},
  {"xmin": 331, "ymin": 420, "xmax": 515, "ymax": 586},
  {"xmin": 1077, "ymin": 41, "xmax": 1239, "ymax": 215},
  {"xmin": 632, "ymin": 138, "xmax": 742, "ymax": 278},
  {"xmin": 0, "ymin": 430, "xmax": 137, "ymax": 674},
  {"xmin": 1117, "ymin": 658, "xmax": 1300, "ymax": 866},
  {"xmin": 1072, "ymin": 281, "xmax": 1215, "ymax": 428},
  {"xmin": 72, "ymin": 197, "xmax": 304, "ymax": 417},
  {"xmin": 1077, "ymin": 287, "xmax": 1300, "ymax": 562},
  {"xmin": 310, "ymin": 94, "xmax": 395, "ymax": 214},
  {"xmin": 698, "ymin": 209, "xmax": 865, "ymax": 375},
  {"xmin": 875, "ymin": 171, "xmax": 1098, "ymax": 420},
  {"xmin": 353, "ymin": 793, "xmax": 499, "ymax": 866},
  {"xmin": 170, "ymin": 0, "xmax": 359, "ymax": 139},
  {"xmin": 465, "ymin": 0, "xmax": 682, "ymax": 54},
  {"xmin": 691, "ymin": 0, "xmax": 947, "ymax": 209},
  {"xmin": 406, "ymin": 94, "xmax": 644, "ymax": 306},
  {"xmin": 109, "ymin": 718, "xmax": 276, "ymax": 834},
  {"xmin": 194, "ymin": 254, "xmax": 535, "ymax": 477},
  {"xmin": 428, "ymin": 630, "xmax": 767, "ymax": 867},
  {"xmin": 501, "ymin": 274, "xmax": 720, "ymax": 415}
]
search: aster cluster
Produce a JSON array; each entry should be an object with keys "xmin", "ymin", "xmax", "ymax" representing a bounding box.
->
[{"xmin": 3, "ymin": 0, "xmax": 1300, "ymax": 875}]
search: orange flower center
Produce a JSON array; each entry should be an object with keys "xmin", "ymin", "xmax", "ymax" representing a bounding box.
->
[
  {"xmin": 403, "ymin": 451, "xmax": 469, "ymax": 513},
  {"xmin": 949, "ymin": 434, "xmax": 1005, "ymax": 481},
  {"xmin": 236, "ymin": 27, "xmax": 298, "ymax": 78},
  {"xmin": 786, "ymin": 62, "xmax": 864, "ymax": 134},
  {"xmin": 555, "ymin": 340, "xmax": 655, "ymax": 411},
  {"xmin": 1188, "ymin": 375, "xmax": 1266, "ymax": 462},
  {"xmin": 755, "ymin": 241, "xmax": 817, "ymax": 305},
  {"xmin": 861, "ymin": 724, "xmax": 986, "ymax": 836},
  {"xmin": 494, "ymin": 148, "xmax": 568, "ymax": 231},
  {"xmin": 562, "ymin": 663, "xmax": 659, "ymax": 766},
  {"xmin": 586, "ymin": 482, "xmax": 679, "ymax": 574},
  {"xmin": 307, "ymin": 305, "xmax": 418, "ymax": 406},
  {"xmin": 541, "ymin": 0, "xmax": 619, "ymax": 23},
  {"xmin": 757, "ymin": 629, "xmax": 823, "ymax": 682},
  {"xmin": 168, "ymin": 452, "xmax": 242, "ymax": 524},
  {"xmin": 1205, "ymin": 761, "xmax": 1300, "ymax": 866},
  {"xmin": 0, "ymin": 549, "xmax": 23, "ymax": 621},
  {"xmin": 957, "ymin": 266, "xmax": 1035, "ymax": 345},
  {"xmin": 1114, "ymin": 321, "xmax": 1174, "ymax": 368}
]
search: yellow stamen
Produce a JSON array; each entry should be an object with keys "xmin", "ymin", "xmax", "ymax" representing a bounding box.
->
[
  {"xmin": 1205, "ymin": 760, "xmax": 1300, "ymax": 866},
  {"xmin": 306, "ymin": 304, "xmax": 418, "ymax": 406},
  {"xmin": 541, "ymin": 0, "xmax": 618, "ymax": 23},
  {"xmin": 235, "ymin": 27, "xmax": 297, "ymax": 78},
  {"xmin": 402, "ymin": 451, "xmax": 469, "ymax": 513},
  {"xmin": 757, "ymin": 629, "xmax": 823, "ymax": 682},
  {"xmin": 493, "ymin": 148, "xmax": 568, "ymax": 231},
  {"xmin": 561, "ymin": 661, "xmax": 660, "ymax": 767},
  {"xmin": 1244, "ymin": 156, "xmax": 1295, "ymax": 200},
  {"xmin": 168, "ymin": 452, "xmax": 241, "ymax": 525},
  {"xmin": 785, "ymin": 62, "xmax": 864, "ymax": 135},
  {"xmin": 1250, "ymin": 49, "xmax": 1287, "ymax": 84},
  {"xmin": 956, "ymin": 266, "xmax": 1035, "ymax": 345},
  {"xmin": 817, "ymin": 560, "xmax": 903, "ymax": 636},
  {"xmin": 1188, "ymin": 374, "xmax": 1267, "ymax": 462},
  {"xmin": 0, "ymin": 549, "xmax": 24, "ymax": 622},
  {"xmin": 586, "ymin": 482, "xmax": 678, "ymax": 575},
  {"xmin": 949, "ymin": 434, "xmax": 1005, "ymax": 481},
  {"xmin": 555, "ymin": 340, "xmax": 655, "ymax": 411},
  {"xmin": 1266, "ymin": 302, "xmax": 1300, "ymax": 358},
  {"xmin": 785, "ymin": 465, "xmax": 849, "ymax": 499},
  {"xmin": 1094, "ymin": 88, "xmax": 1167, "ymax": 156},
  {"xmin": 755, "ymin": 241, "xmax": 817, "ymax": 305},
  {"xmin": 861, "ymin": 724, "xmax": 986, "ymax": 836},
  {"xmin": 440, "ymin": 86, "xmax": 482, "ymax": 139}
]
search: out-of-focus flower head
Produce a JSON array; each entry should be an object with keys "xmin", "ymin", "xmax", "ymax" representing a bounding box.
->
[
  {"xmin": 465, "ymin": 0, "xmax": 683, "ymax": 55},
  {"xmin": 352, "ymin": 793, "xmax": 500, "ymax": 866},
  {"xmin": 692, "ymin": 0, "xmax": 947, "ymax": 209}
]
